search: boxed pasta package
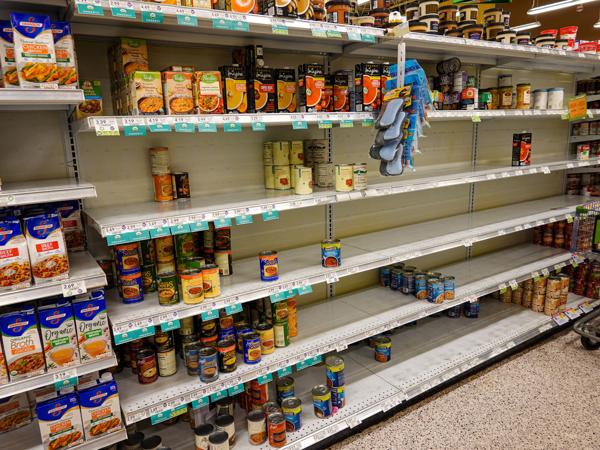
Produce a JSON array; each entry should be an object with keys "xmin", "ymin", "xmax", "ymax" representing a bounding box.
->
[
  {"xmin": 51, "ymin": 22, "xmax": 78, "ymax": 89},
  {"xmin": 38, "ymin": 302, "xmax": 80, "ymax": 371},
  {"xmin": 0, "ymin": 20, "xmax": 19, "ymax": 87},
  {"xmin": 10, "ymin": 13, "xmax": 59, "ymax": 88},
  {"xmin": 0, "ymin": 215, "xmax": 32, "ymax": 291},
  {"xmin": 23, "ymin": 212, "xmax": 69, "ymax": 284},
  {"xmin": 37, "ymin": 392, "xmax": 84, "ymax": 450},
  {"xmin": 73, "ymin": 291, "xmax": 112, "ymax": 363},
  {"xmin": 78, "ymin": 375, "xmax": 122, "ymax": 441},
  {"xmin": 0, "ymin": 393, "xmax": 32, "ymax": 434},
  {"xmin": 0, "ymin": 307, "xmax": 46, "ymax": 381}
]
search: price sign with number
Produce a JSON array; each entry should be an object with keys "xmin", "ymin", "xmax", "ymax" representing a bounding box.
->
[
  {"xmin": 62, "ymin": 280, "xmax": 86, "ymax": 297},
  {"xmin": 94, "ymin": 118, "xmax": 119, "ymax": 136}
]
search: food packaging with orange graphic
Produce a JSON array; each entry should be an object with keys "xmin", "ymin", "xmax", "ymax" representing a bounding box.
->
[
  {"xmin": 0, "ymin": 393, "xmax": 32, "ymax": 433},
  {"xmin": 275, "ymin": 68, "xmax": 296, "ymax": 113},
  {"xmin": 23, "ymin": 212, "xmax": 69, "ymax": 284},
  {"xmin": 380, "ymin": 62, "xmax": 391, "ymax": 99},
  {"xmin": 226, "ymin": 0, "xmax": 259, "ymax": 14},
  {"xmin": 153, "ymin": 174, "xmax": 174, "ymax": 202},
  {"xmin": 333, "ymin": 71, "xmax": 351, "ymax": 112},
  {"xmin": 250, "ymin": 67, "xmax": 275, "ymax": 113},
  {"xmin": 112, "ymin": 37, "xmax": 148, "ymax": 79},
  {"xmin": 512, "ymin": 132, "xmax": 532, "ymax": 167},
  {"xmin": 51, "ymin": 22, "xmax": 78, "ymax": 89},
  {"xmin": 0, "ymin": 20, "xmax": 19, "ymax": 88},
  {"xmin": 297, "ymin": 0, "xmax": 314, "ymax": 19},
  {"xmin": 0, "ymin": 216, "xmax": 31, "ymax": 291},
  {"xmin": 37, "ymin": 393, "xmax": 84, "ymax": 450},
  {"xmin": 128, "ymin": 71, "xmax": 164, "ymax": 115},
  {"xmin": 262, "ymin": 0, "xmax": 298, "ymax": 18},
  {"xmin": 73, "ymin": 292, "xmax": 113, "ymax": 363},
  {"xmin": 322, "ymin": 74, "xmax": 333, "ymax": 112},
  {"xmin": 355, "ymin": 62, "xmax": 381, "ymax": 112},
  {"xmin": 0, "ymin": 307, "xmax": 45, "ymax": 381},
  {"xmin": 162, "ymin": 71, "xmax": 194, "ymax": 115},
  {"xmin": 298, "ymin": 63, "xmax": 325, "ymax": 112},
  {"xmin": 38, "ymin": 302, "xmax": 80, "ymax": 371},
  {"xmin": 79, "ymin": 376, "xmax": 122, "ymax": 441},
  {"xmin": 221, "ymin": 65, "xmax": 248, "ymax": 114},
  {"xmin": 194, "ymin": 71, "xmax": 224, "ymax": 114}
]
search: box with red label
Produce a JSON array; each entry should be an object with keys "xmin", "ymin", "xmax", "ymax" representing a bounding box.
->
[
  {"xmin": 23, "ymin": 212, "xmax": 69, "ymax": 284},
  {"xmin": 512, "ymin": 132, "xmax": 532, "ymax": 167},
  {"xmin": 249, "ymin": 67, "xmax": 275, "ymax": 113},
  {"xmin": 298, "ymin": 63, "xmax": 325, "ymax": 112},
  {"xmin": 355, "ymin": 62, "xmax": 381, "ymax": 112},
  {"xmin": 53, "ymin": 201, "xmax": 85, "ymax": 252},
  {"xmin": 0, "ymin": 215, "xmax": 31, "ymax": 291}
]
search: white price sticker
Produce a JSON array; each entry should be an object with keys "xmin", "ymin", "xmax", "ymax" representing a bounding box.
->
[
  {"xmin": 542, "ymin": 166, "xmax": 551, "ymax": 174},
  {"xmin": 62, "ymin": 280, "xmax": 86, "ymax": 297},
  {"xmin": 347, "ymin": 416, "xmax": 362, "ymax": 428},
  {"xmin": 541, "ymin": 268, "xmax": 550, "ymax": 277},
  {"xmin": 157, "ymin": 311, "xmax": 179, "ymax": 324},
  {"xmin": 509, "ymin": 280, "xmax": 518, "ymax": 290},
  {"xmin": 93, "ymin": 118, "xmax": 120, "ymax": 136},
  {"xmin": 326, "ymin": 273, "xmax": 340, "ymax": 284},
  {"xmin": 53, "ymin": 368, "xmax": 77, "ymax": 383},
  {"xmin": 486, "ymin": 174, "xmax": 497, "ymax": 180}
]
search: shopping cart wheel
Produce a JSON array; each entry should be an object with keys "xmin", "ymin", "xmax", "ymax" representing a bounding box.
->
[{"xmin": 580, "ymin": 336, "xmax": 600, "ymax": 350}]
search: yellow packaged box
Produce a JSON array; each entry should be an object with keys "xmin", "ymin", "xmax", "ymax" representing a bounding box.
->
[
  {"xmin": 115, "ymin": 37, "xmax": 148, "ymax": 78},
  {"xmin": 128, "ymin": 71, "xmax": 164, "ymax": 115}
]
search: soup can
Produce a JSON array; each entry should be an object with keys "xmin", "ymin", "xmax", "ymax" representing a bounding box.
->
[
  {"xmin": 157, "ymin": 345, "xmax": 177, "ymax": 377},
  {"xmin": 199, "ymin": 347, "xmax": 219, "ymax": 382},
  {"xmin": 236, "ymin": 325, "xmax": 253, "ymax": 354},
  {"xmin": 374, "ymin": 336, "xmax": 391, "ymax": 362},
  {"xmin": 215, "ymin": 414, "xmax": 236, "ymax": 446},
  {"xmin": 294, "ymin": 166, "xmax": 313, "ymax": 195},
  {"xmin": 184, "ymin": 343, "xmax": 200, "ymax": 376},
  {"xmin": 273, "ymin": 165, "xmax": 291, "ymax": 190},
  {"xmin": 402, "ymin": 270, "xmax": 415, "ymax": 295},
  {"xmin": 312, "ymin": 385, "xmax": 332, "ymax": 419},
  {"xmin": 180, "ymin": 316, "xmax": 195, "ymax": 336},
  {"xmin": 315, "ymin": 162, "xmax": 334, "ymax": 188},
  {"xmin": 201, "ymin": 264, "xmax": 221, "ymax": 297},
  {"xmin": 274, "ymin": 321, "xmax": 289, "ymax": 347},
  {"xmin": 379, "ymin": 266, "xmax": 391, "ymax": 287},
  {"xmin": 247, "ymin": 410, "xmax": 267, "ymax": 445},
  {"xmin": 155, "ymin": 235, "xmax": 175, "ymax": 261},
  {"xmin": 276, "ymin": 376, "xmax": 295, "ymax": 404},
  {"xmin": 119, "ymin": 271, "xmax": 144, "ymax": 304},
  {"xmin": 264, "ymin": 165, "xmax": 275, "ymax": 189},
  {"xmin": 427, "ymin": 277, "xmax": 444, "ymax": 303},
  {"xmin": 271, "ymin": 300, "xmax": 288, "ymax": 323},
  {"xmin": 208, "ymin": 431, "xmax": 228, "ymax": 449},
  {"xmin": 310, "ymin": 140, "xmax": 328, "ymax": 163},
  {"xmin": 175, "ymin": 232, "xmax": 198, "ymax": 260},
  {"xmin": 281, "ymin": 397, "xmax": 302, "ymax": 432},
  {"xmin": 180, "ymin": 269, "xmax": 204, "ymax": 304},
  {"xmin": 325, "ymin": 355, "xmax": 345, "ymax": 388},
  {"xmin": 263, "ymin": 141, "xmax": 274, "ymax": 165},
  {"xmin": 201, "ymin": 318, "xmax": 218, "ymax": 337},
  {"xmin": 215, "ymin": 250, "xmax": 233, "ymax": 276},
  {"xmin": 321, "ymin": 239, "xmax": 341, "ymax": 267},
  {"xmin": 446, "ymin": 305, "xmax": 462, "ymax": 318},
  {"xmin": 153, "ymin": 174, "xmax": 174, "ymax": 202},
  {"xmin": 149, "ymin": 146, "xmax": 170, "ymax": 174},
  {"xmin": 243, "ymin": 332, "xmax": 262, "ymax": 364},
  {"xmin": 258, "ymin": 251, "xmax": 279, "ymax": 281},
  {"xmin": 335, "ymin": 164, "xmax": 354, "ymax": 192},
  {"xmin": 156, "ymin": 258, "xmax": 176, "ymax": 275},
  {"xmin": 201, "ymin": 334, "xmax": 218, "ymax": 348},
  {"xmin": 267, "ymin": 412, "xmax": 287, "ymax": 448},
  {"xmin": 255, "ymin": 323, "xmax": 275, "ymax": 355},
  {"xmin": 158, "ymin": 272, "xmax": 180, "ymax": 305},
  {"xmin": 287, "ymin": 297, "xmax": 297, "ymax": 337},
  {"xmin": 114, "ymin": 243, "xmax": 141, "ymax": 274},
  {"xmin": 331, "ymin": 386, "xmax": 346, "ymax": 411},
  {"xmin": 215, "ymin": 227, "xmax": 231, "ymax": 250},
  {"xmin": 290, "ymin": 141, "xmax": 304, "ymax": 165},
  {"xmin": 463, "ymin": 300, "xmax": 480, "ymax": 318},
  {"xmin": 390, "ymin": 267, "xmax": 403, "ymax": 291},
  {"xmin": 218, "ymin": 327, "xmax": 236, "ymax": 341},
  {"xmin": 217, "ymin": 337, "xmax": 237, "ymax": 373},
  {"xmin": 141, "ymin": 264, "xmax": 157, "ymax": 293},
  {"xmin": 415, "ymin": 273, "xmax": 427, "ymax": 299},
  {"xmin": 352, "ymin": 163, "xmax": 368, "ymax": 190},
  {"xmin": 443, "ymin": 275, "xmax": 455, "ymax": 300},
  {"xmin": 172, "ymin": 171, "xmax": 191, "ymax": 199},
  {"xmin": 137, "ymin": 348, "xmax": 158, "ymax": 384},
  {"xmin": 195, "ymin": 424, "xmax": 214, "ymax": 450},
  {"xmin": 272, "ymin": 141, "xmax": 290, "ymax": 165}
]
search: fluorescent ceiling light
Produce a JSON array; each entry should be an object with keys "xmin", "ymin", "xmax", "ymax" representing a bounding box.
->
[
  {"xmin": 528, "ymin": 0, "xmax": 598, "ymax": 15},
  {"xmin": 511, "ymin": 21, "xmax": 542, "ymax": 31}
]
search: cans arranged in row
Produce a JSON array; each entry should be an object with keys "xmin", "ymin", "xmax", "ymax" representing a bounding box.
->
[{"xmin": 379, "ymin": 263, "xmax": 455, "ymax": 304}]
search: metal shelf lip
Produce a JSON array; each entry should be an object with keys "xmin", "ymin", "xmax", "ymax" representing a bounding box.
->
[
  {"xmin": 0, "ymin": 355, "xmax": 117, "ymax": 399},
  {"xmin": 0, "ymin": 252, "xmax": 106, "ymax": 306},
  {"xmin": 85, "ymin": 162, "xmax": 598, "ymax": 239},
  {"xmin": 586, "ymin": 94, "xmax": 600, "ymax": 102},
  {"xmin": 0, "ymin": 179, "xmax": 97, "ymax": 207},
  {"xmin": 0, "ymin": 89, "xmax": 84, "ymax": 110},
  {"xmin": 114, "ymin": 243, "xmax": 576, "ymax": 425},
  {"xmin": 429, "ymin": 109, "xmax": 572, "ymax": 121},
  {"xmin": 570, "ymin": 134, "xmax": 600, "ymax": 144},
  {"xmin": 4, "ymin": 421, "xmax": 127, "ymax": 450}
]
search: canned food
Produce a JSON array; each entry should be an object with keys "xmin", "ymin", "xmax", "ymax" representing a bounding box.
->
[
  {"xmin": 243, "ymin": 332, "xmax": 262, "ymax": 364},
  {"xmin": 199, "ymin": 347, "xmax": 219, "ymax": 383},
  {"xmin": 183, "ymin": 256, "xmax": 206, "ymax": 270},
  {"xmin": 281, "ymin": 397, "xmax": 302, "ymax": 432},
  {"xmin": 258, "ymin": 251, "xmax": 279, "ymax": 281},
  {"xmin": 177, "ymin": 269, "xmax": 203, "ymax": 304},
  {"xmin": 321, "ymin": 239, "xmax": 341, "ymax": 267},
  {"xmin": 290, "ymin": 141, "xmax": 304, "ymax": 165},
  {"xmin": 155, "ymin": 235, "xmax": 175, "ymax": 261},
  {"xmin": 263, "ymin": 401, "xmax": 281, "ymax": 417},
  {"xmin": 335, "ymin": 164, "xmax": 353, "ymax": 192},
  {"xmin": 156, "ymin": 259, "xmax": 176, "ymax": 275},
  {"xmin": 390, "ymin": 267, "xmax": 403, "ymax": 291},
  {"xmin": 180, "ymin": 316, "xmax": 195, "ymax": 335},
  {"xmin": 315, "ymin": 162, "xmax": 335, "ymax": 188},
  {"xmin": 374, "ymin": 336, "xmax": 391, "ymax": 362},
  {"xmin": 274, "ymin": 321, "xmax": 289, "ymax": 347},
  {"xmin": 264, "ymin": 165, "xmax": 275, "ymax": 189},
  {"xmin": 402, "ymin": 270, "xmax": 415, "ymax": 295},
  {"xmin": 287, "ymin": 297, "xmax": 298, "ymax": 338},
  {"xmin": 331, "ymin": 385, "xmax": 345, "ymax": 411},
  {"xmin": 250, "ymin": 380, "xmax": 269, "ymax": 407},
  {"xmin": 153, "ymin": 174, "xmax": 174, "ymax": 202},
  {"xmin": 276, "ymin": 376, "xmax": 295, "ymax": 404},
  {"xmin": 184, "ymin": 343, "xmax": 200, "ymax": 376},
  {"xmin": 208, "ymin": 431, "xmax": 229, "ymax": 450},
  {"xmin": 294, "ymin": 166, "xmax": 313, "ymax": 195},
  {"xmin": 194, "ymin": 424, "xmax": 214, "ymax": 450},
  {"xmin": 463, "ymin": 300, "xmax": 480, "ymax": 318},
  {"xmin": 215, "ymin": 250, "xmax": 233, "ymax": 276},
  {"xmin": 325, "ymin": 355, "xmax": 345, "ymax": 388},
  {"xmin": 157, "ymin": 345, "xmax": 177, "ymax": 377},
  {"xmin": 175, "ymin": 233, "xmax": 198, "ymax": 260},
  {"xmin": 312, "ymin": 385, "xmax": 332, "ymax": 418},
  {"xmin": 446, "ymin": 305, "xmax": 462, "ymax": 318},
  {"xmin": 263, "ymin": 142, "xmax": 274, "ymax": 165},
  {"xmin": 115, "ymin": 243, "xmax": 141, "ymax": 274},
  {"xmin": 215, "ymin": 227, "xmax": 231, "ymax": 250},
  {"xmin": 247, "ymin": 410, "xmax": 267, "ymax": 445},
  {"xmin": 352, "ymin": 163, "xmax": 368, "ymax": 190},
  {"xmin": 236, "ymin": 325, "xmax": 253, "ymax": 354},
  {"xmin": 149, "ymin": 146, "xmax": 170, "ymax": 175},
  {"xmin": 137, "ymin": 348, "xmax": 158, "ymax": 384},
  {"xmin": 272, "ymin": 141, "xmax": 290, "ymax": 165},
  {"xmin": 201, "ymin": 334, "xmax": 218, "ymax": 348},
  {"xmin": 271, "ymin": 300, "xmax": 288, "ymax": 323},
  {"xmin": 255, "ymin": 323, "xmax": 275, "ymax": 355},
  {"xmin": 268, "ymin": 412, "xmax": 287, "ymax": 448},
  {"xmin": 97, "ymin": 259, "xmax": 116, "ymax": 289},
  {"xmin": 217, "ymin": 337, "xmax": 237, "ymax": 373},
  {"xmin": 154, "ymin": 330, "xmax": 173, "ymax": 347},
  {"xmin": 215, "ymin": 414, "xmax": 235, "ymax": 446},
  {"xmin": 273, "ymin": 165, "xmax": 291, "ymax": 190},
  {"xmin": 201, "ymin": 319, "xmax": 218, "ymax": 337},
  {"xmin": 158, "ymin": 271, "xmax": 180, "ymax": 305},
  {"xmin": 119, "ymin": 271, "xmax": 144, "ymax": 304},
  {"xmin": 219, "ymin": 311, "xmax": 234, "ymax": 329},
  {"xmin": 172, "ymin": 171, "xmax": 191, "ymax": 199},
  {"xmin": 218, "ymin": 327, "xmax": 236, "ymax": 341},
  {"xmin": 379, "ymin": 267, "xmax": 391, "ymax": 287},
  {"xmin": 427, "ymin": 277, "xmax": 444, "ymax": 303},
  {"xmin": 202, "ymin": 264, "xmax": 221, "ymax": 297},
  {"xmin": 443, "ymin": 275, "xmax": 455, "ymax": 300},
  {"xmin": 141, "ymin": 264, "xmax": 157, "ymax": 293},
  {"xmin": 415, "ymin": 274, "xmax": 427, "ymax": 300}
]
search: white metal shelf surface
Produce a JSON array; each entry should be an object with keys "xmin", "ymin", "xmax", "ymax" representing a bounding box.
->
[
  {"xmin": 0, "ymin": 89, "xmax": 84, "ymax": 110},
  {"xmin": 4, "ymin": 421, "xmax": 127, "ymax": 450},
  {"xmin": 0, "ymin": 252, "xmax": 106, "ymax": 306},
  {"xmin": 0, "ymin": 179, "xmax": 97, "ymax": 207},
  {"xmin": 105, "ymin": 195, "xmax": 584, "ymax": 343},
  {"xmin": 85, "ymin": 161, "xmax": 598, "ymax": 240},
  {"xmin": 570, "ymin": 135, "xmax": 600, "ymax": 144},
  {"xmin": 114, "ymin": 243, "xmax": 576, "ymax": 425},
  {"xmin": 0, "ymin": 354, "xmax": 117, "ymax": 399}
]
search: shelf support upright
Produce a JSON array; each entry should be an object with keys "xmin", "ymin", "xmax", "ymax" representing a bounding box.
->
[
  {"xmin": 63, "ymin": 111, "xmax": 80, "ymax": 182},
  {"xmin": 325, "ymin": 53, "xmax": 335, "ymax": 299},
  {"xmin": 467, "ymin": 66, "xmax": 482, "ymax": 260}
]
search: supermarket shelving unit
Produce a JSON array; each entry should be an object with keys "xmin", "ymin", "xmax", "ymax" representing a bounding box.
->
[{"xmin": 1, "ymin": 1, "xmax": 600, "ymax": 449}]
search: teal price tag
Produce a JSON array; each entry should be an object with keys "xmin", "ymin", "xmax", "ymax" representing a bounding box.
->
[
  {"xmin": 190, "ymin": 221, "xmax": 209, "ymax": 232},
  {"xmin": 257, "ymin": 373, "xmax": 273, "ymax": 385},
  {"xmin": 160, "ymin": 320, "xmax": 180, "ymax": 332},
  {"xmin": 177, "ymin": 14, "xmax": 198, "ymax": 27},
  {"xmin": 340, "ymin": 120, "xmax": 354, "ymax": 128},
  {"xmin": 141, "ymin": 10, "xmax": 164, "ymax": 23},
  {"xmin": 175, "ymin": 122, "xmax": 195, "ymax": 133},
  {"xmin": 201, "ymin": 310, "xmax": 219, "ymax": 321},
  {"xmin": 192, "ymin": 397, "xmax": 209, "ymax": 409},
  {"xmin": 148, "ymin": 122, "xmax": 171, "ymax": 132},
  {"xmin": 277, "ymin": 366, "xmax": 293, "ymax": 377},
  {"xmin": 110, "ymin": 6, "xmax": 135, "ymax": 18},
  {"xmin": 124, "ymin": 125, "xmax": 146, "ymax": 136},
  {"xmin": 114, "ymin": 326, "xmax": 155, "ymax": 345},
  {"xmin": 214, "ymin": 218, "xmax": 232, "ymax": 228},
  {"xmin": 292, "ymin": 120, "xmax": 308, "ymax": 130},
  {"xmin": 54, "ymin": 376, "xmax": 77, "ymax": 391},
  {"xmin": 318, "ymin": 120, "xmax": 333, "ymax": 129},
  {"xmin": 362, "ymin": 118, "xmax": 374, "ymax": 127},
  {"xmin": 235, "ymin": 215, "xmax": 253, "ymax": 225},
  {"xmin": 106, "ymin": 230, "xmax": 149, "ymax": 246},
  {"xmin": 170, "ymin": 224, "xmax": 191, "ymax": 235},
  {"xmin": 270, "ymin": 292, "xmax": 288, "ymax": 303},
  {"xmin": 296, "ymin": 355, "xmax": 322, "ymax": 371},
  {"xmin": 199, "ymin": 122, "xmax": 217, "ymax": 132},
  {"xmin": 149, "ymin": 227, "xmax": 170, "ymax": 238},
  {"xmin": 151, "ymin": 404, "xmax": 187, "ymax": 425},
  {"xmin": 361, "ymin": 33, "xmax": 376, "ymax": 43},
  {"xmin": 224, "ymin": 122, "xmax": 242, "ymax": 132},
  {"xmin": 77, "ymin": 2, "xmax": 104, "ymax": 16},
  {"xmin": 252, "ymin": 122, "xmax": 266, "ymax": 131},
  {"xmin": 272, "ymin": 24, "xmax": 288, "ymax": 35},
  {"xmin": 231, "ymin": 20, "xmax": 249, "ymax": 32},
  {"xmin": 311, "ymin": 28, "xmax": 327, "ymax": 38},
  {"xmin": 225, "ymin": 303, "xmax": 243, "ymax": 315},
  {"xmin": 262, "ymin": 211, "xmax": 279, "ymax": 221},
  {"xmin": 347, "ymin": 31, "xmax": 362, "ymax": 41},
  {"xmin": 212, "ymin": 18, "xmax": 231, "ymax": 30},
  {"xmin": 326, "ymin": 29, "xmax": 342, "ymax": 38},
  {"xmin": 297, "ymin": 284, "xmax": 313, "ymax": 295},
  {"xmin": 228, "ymin": 383, "xmax": 245, "ymax": 396},
  {"xmin": 210, "ymin": 389, "xmax": 229, "ymax": 402}
]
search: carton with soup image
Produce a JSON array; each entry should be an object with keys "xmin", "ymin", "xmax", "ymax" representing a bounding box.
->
[
  {"xmin": 73, "ymin": 293, "xmax": 112, "ymax": 362},
  {"xmin": 38, "ymin": 303, "xmax": 80, "ymax": 371}
]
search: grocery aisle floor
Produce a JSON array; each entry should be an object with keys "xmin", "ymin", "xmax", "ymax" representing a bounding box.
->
[{"xmin": 330, "ymin": 331, "xmax": 600, "ymax": 450}]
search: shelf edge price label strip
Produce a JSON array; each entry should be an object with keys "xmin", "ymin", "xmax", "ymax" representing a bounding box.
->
[
  {"xmin": 76, "ymin": 0, "xmax": 105, "ymax": 16},
  {"xmin": 62, "ymin": 280, "xmax": 86, "ymax": 297},
  {"xmin": 94, "ymin": 118, "xmax": 120, "ymax": 136},
  {"xmin": 53, "ymin": 368, "xmax": 78, "ymax": 390},
  {"xmin": 109, "ymin": 0, "xmax": 136, "ymax": 18},
  {"xmin": 271, "ymin": 19, "xmax": 288, "ymax": 35},
  {"xmin": 123, "ymin": 118, "xmax": 146, "ymax": 136}
]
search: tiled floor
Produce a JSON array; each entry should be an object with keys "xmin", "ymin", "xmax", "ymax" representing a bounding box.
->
[{"xmin": 330, "ymin": 331, "xmax": 600, "ymax": 450}]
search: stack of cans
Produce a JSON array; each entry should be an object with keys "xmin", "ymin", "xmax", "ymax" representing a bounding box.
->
[{"xmin": 325, "ymin": 355, "xmax": 345, "ymax": 413}]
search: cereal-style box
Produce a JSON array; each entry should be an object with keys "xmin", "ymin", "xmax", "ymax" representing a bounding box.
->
[
  {"xmin": 0, "ymin": 215, "xmax": 32, "ymax": 291},
  {"xmin": 0, "ymin": 307, "xmax": 46, "ymax": 381},
  {"xmin": 23, "ymin": 212, "xmax": 69, "ymax": 284},
  {"xmin": 37, "ymin": 393, "xmax": 84, "ymax": 450},
  {"xmin": 50, "ymin": 22, "xmax": 78, "ymax": 89},
  {"xmin": 72, "ymin": 293, "xmax": 112, "ymax": 363},
  {"xmin": 38, "ymin": 303, "xmax": 80, "ymax": 371},
  {"xmin": 78, "ymin": 377, "xmax": 122, "ymax": 441},
  {"xmin": 0, "ymin": 20, "xmax": 19, "ymax": 88}
]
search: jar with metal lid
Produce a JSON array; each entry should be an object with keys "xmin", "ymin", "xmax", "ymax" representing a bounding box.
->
[
  {"xmin": 502, "ymin": 10, "xmax": 510, "ymax": 28},
  {"xmin": 463, "ymin": 24, "xmax": 483, "ymax": 40},
  {"xmin": 458, "ymin": 5, "xmax": 478, "ymax": 22},
  {"xmin": 405, "ymin": 2, "xmax": 419, "ymax": 21},
  {"xmin": 439, "ymin": 20, "xmax": 457, "ymax": 35},
  {"xmin": 483, "ymin": 8, "xmax": 503, "ymax": 24},
  {"xmin": 485, "ymin": 22, "xmax": 505, "ymax": 41},
  {"xmin": 326, "ymin": 0, "xmax": 351, "ymax": 24},
  {"xmin": 496, "ymin": 30, "xmax": 515, "ymax": 45},
  {"xmin": 418, "ymin": 0, "xmax": 438, "ymax": 16},
  {"xmin": 446, "ymin": 29, "xmax": 462, "ymax": 38},
  {"xmin": 420, "ymin": 14, "xmax": 439, "ymax": 33},
  {"xmin": 516, "ymin": 83, "xmax": 531, "ymax": 110},
  {"xmin": 370, "ymin": 8, "xmax": 390, "ymax": 28},
  {"xmin": 516, "ymin": 31, "xmax": 531, "ymax": 45},
  {"xmin": 499, "ymin": 86, "xmax": 513, "ymax": 109},
  {"xmin": 438, "ymin": 5, "xmax": 457, "ymax": 22}
]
